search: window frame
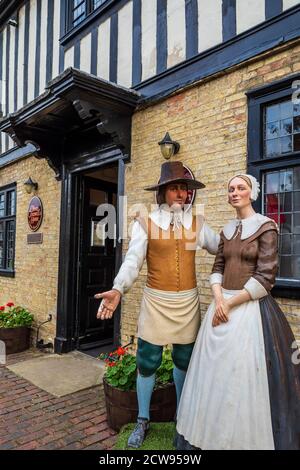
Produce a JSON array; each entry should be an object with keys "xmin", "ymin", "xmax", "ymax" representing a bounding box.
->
[
  {"xmin": 0, "ymin": 182, "xmax": 16, "ymax": 278},
  {"xmin": 65, "ymin": 0, "xmax": 113, "ymax": 37},
  {"xmin": 247, "ymin": 73, "xmax": 300, "ymax": 299}
]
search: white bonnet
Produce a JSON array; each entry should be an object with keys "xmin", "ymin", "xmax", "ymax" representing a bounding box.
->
[{"xmin": 228, "ymin": 174, "xmax": 260, "ymax": 201}]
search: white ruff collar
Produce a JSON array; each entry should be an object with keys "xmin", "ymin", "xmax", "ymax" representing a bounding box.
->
[
  {"xmin": 149, "ymin": 207, "xmax": 193, "ymax": 231},
  {"xmin": 223, "ymin": 213, "xmax": 275, "ymax": 240}
]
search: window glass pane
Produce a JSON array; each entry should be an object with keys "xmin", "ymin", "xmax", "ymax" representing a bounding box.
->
[
  {"xmin": 93, "ymin": 0, "xmax": 107, "ymax": 8},
  {"xmin": 280, "ymin": 169, "xmax": 293, "ymax": 192},
  {"xmin": 281, "ymin": 213, "xmax": 292, "ymax": 234},
  {"xmin": 294, "ymin": 167, "xmax": 300, "ymax": 190},
  {"xmin": 91, "ymin": 220, "xmax": 106, "ymax": 247},
  {"xmin": 265, "ymin": 172, "xmax": 279, "ymax": 193},
  {"xmin": 73, "ymin": 0, "xmax": 86, "ymax": 27},
  {"xmin": 279, "ymin": 192, "xmax": 292, "ymax": 213},
  {"xmin": 7, "ymin": 190, "xmax": 15, "ymax": 216},
  {"xmin": 293, "ymin": 213, "xmax": 300, "ymax": 235},
  {"xmin": 0, "ymin": 193, "xmax": 4, "ymax": 217},
  {"xmin": 265, "ymin": 193, "xmax": 278, "ymax": 214},
  {"xmin": 280, "ymin": 101, "xmax": 292, "ymax": 120},
  {"xmin": 293, "ymin": 236, "xmax": 300, "ymax": 255},
  {"xmin": 279, "ymin": 256, "xmax": 293, "ymax": 278},
  {"xmin": 266, "ymin": 121, "xmax": 280, "ymax": 139},
  {"xmin": 294, "ymin": 133, "xmax": 300, "ymax": 152},
  {"xmin": 0, "ymin": 221, "xmax": 4, "ymax": 268},
  {"xmin": 265, "ymin": 139, "xmax": 280, "ymax": 158},
  {"xmin": 294, "ymin": 116, "xmax": 300, "ymax": 133},
  {"xmin": 293, "ymin": 192, "xmax": 300, "ymax": 212},
  {"xmin": 279, "ymin": 234, "xmax": 292, "ymax": 255},
  {"xmin": 264, "ymin": 99, "xmax": 300, "ymax": 157},
  {"xmin": 280, "ymin": 118, "xmax": 292, "ymax": 136},
  {"xmin": 291, "ymin": 256, "xmax": 300, "ymax": 279},
  {"xmin": 6, "ymin": 220, "xmax": 14, "ymax": 270},
  {"xmin": 294, "ymin": 104, "xmax": 300, "ymax": 116},
  {"xmin": 280, "ymin": 136, "xmax": 292, "ymax": 154},
  {"xmin": 71, "ymin": 0, "xmax": 108, "ymax": 28},
  {"xmin": 266, "ymin": 104, "xmax": 280, "ymax": 123}
]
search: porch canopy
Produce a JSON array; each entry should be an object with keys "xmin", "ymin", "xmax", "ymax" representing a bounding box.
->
[{"xmin": 0, "ymin": 68, "xmax": 140, "ymax": 179}]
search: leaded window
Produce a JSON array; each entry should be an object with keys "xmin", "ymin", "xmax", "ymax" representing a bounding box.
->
[
  {"xmin": 263, "ymin": 167, "xmax": 300, "ymax": 280},
  {"xmin": 0, "ymin": 184, "xmax": 16, "ymax": 274},
  {"xmin": 264, "ymin": 100, "xmax": 300, "ymax": 158},
  {"xmin": 69, "ymin": 0, "xmax": 109, "ymax": 29},
  {"xmin": 247, "ymin": 73, "xmax": 300, "ymax": 298}
]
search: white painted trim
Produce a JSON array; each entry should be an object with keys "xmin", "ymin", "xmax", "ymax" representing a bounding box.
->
[{"xmin": 167, "ymin": 0, "xmax": 186, "ymax": 68}]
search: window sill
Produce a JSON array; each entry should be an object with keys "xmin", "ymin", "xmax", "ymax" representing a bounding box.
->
[
  {"xmin": 0, "ymin": 270, "xmax": 15, "ymax": 278},
  {"xmin": 271, "ymin": 280, "xmax": 300, "ymax": 300},
  {"xmin": 249, "ymin": 151, "xmax": 300, "ymax": 166},
  {"xmin": 60, "ymin": 0, "xmax": 116, "ymax": 47}
]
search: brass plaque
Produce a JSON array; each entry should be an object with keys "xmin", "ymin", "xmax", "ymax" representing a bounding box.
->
[{"xmin": 27, "ymin": 233, "xmax": 43, "ymax": 244}]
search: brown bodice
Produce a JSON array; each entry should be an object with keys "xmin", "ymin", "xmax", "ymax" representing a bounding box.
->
[{"xmin": 212, "ymin": 221, "xmax": 278, "ymax": 292}]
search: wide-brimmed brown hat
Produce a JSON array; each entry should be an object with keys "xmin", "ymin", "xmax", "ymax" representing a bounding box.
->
[{"xmin": 144, "ymin": 161, "xmax": 205, "ymax": 191}]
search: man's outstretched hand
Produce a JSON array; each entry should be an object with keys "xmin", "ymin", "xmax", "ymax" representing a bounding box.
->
[{"xmin": 94, "ymin": 289, "xmax": 121, "ymax": 320}]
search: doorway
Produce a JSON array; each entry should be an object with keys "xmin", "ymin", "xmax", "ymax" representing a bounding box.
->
[{"xmin": 76, "ymin": 165, "xmax": 118, "ymax": 356}]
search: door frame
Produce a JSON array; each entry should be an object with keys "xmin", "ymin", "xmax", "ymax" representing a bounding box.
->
[{"xmin": 54, "ymin": 146, "xmax": 126, "ymax": 354}]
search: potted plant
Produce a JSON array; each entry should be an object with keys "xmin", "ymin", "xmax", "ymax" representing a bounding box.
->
[
  {"xmin": 100, "ymin": 346, "xmax": 176, "ymax": 432},
  {"xmin": 0, "ymin": 302, "xmax": 34, "ymax": 354}
]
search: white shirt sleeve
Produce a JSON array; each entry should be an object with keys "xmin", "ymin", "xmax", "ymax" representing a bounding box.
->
[
  {"xmin": 112, "ymin": 220, "xmax": 148, "ymax": 295},
  {"xmin": 198, "ymin": 222, "xmax": 220, "ymax": 255}
]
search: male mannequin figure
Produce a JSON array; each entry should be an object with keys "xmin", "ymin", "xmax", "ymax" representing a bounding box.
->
[{"xmin": 95, "ymin": 161, "xmax": 219, "ymax": 448}]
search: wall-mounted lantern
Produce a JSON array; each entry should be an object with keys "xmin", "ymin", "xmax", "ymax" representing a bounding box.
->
[
  {"xmin": 158, "ymin": 132, "xmax": 180, "ymax": 160},
  {"xmin": 24, "ymin": 177, "xmax": 38, "ymax": 194}
]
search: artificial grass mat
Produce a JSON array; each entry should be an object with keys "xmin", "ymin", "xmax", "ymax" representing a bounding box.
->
[{"xmin": 113, "ymin": 422, "xmax": 176, "ymax": 450}]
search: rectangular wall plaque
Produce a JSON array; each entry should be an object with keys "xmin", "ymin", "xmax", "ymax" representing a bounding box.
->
[{"xmin": 27, "ymin": 233, "xmax": 43, "ymax": 244}]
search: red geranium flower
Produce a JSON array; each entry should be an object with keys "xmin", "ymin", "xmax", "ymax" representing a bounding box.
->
[
  {"xmin": 6, "ymin": 302, "xmax": 14, "ymax": 307},
  {"xmin": 117, "ymin": 347, "xmax": 125, "ymax": 356},
  {"xmin": 108, "ymin": 362, "xmax": 116, "ymax": 367},
  {"xmin": 0, "ymin": 306, "xmax": 5, "ymax": 311}
]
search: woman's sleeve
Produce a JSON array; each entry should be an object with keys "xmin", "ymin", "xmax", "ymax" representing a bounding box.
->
[
  {"xmin": 112, "ymin": 220, "xmax": 148, "ymax": 295},
  {"xmin": 209, "ymin": 235, "xmax": 225, "ymax": 286},
  {"xmin": 243, "ymin": 229, "xmax": 278, "ymax": 300}
]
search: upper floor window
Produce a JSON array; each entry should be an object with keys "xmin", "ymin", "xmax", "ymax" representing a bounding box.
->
[
  {"xmin": 0, "ymin": 184, "xmax": 16, "ymax": 276},
  {"xmin": 69, "ymin": 0, "xmax": 109, "ymax": 29},
  {"xmin": 264, "ymin": 100, "xmax": 300, "ymax": 158}
]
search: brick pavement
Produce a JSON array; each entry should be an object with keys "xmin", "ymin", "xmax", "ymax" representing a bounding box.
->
[{"xmin": 0, "ymin": 350, "xmax": 118, "ymax": 450}]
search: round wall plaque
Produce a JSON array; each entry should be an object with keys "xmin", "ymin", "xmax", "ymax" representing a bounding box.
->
[{"xmin": 27, "ymin": 196, "xmax": 43, "ymax": 232}]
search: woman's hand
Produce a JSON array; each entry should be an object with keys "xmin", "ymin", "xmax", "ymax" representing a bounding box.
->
[
  {"xmin": 212, "ymin": 297, "xmax": 230, "ymax": 327},
  {"xmin": 94, "ymin": 289, "xmax": 121, "ymax": 320}
]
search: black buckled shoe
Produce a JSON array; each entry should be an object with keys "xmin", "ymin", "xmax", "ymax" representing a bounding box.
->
[{"xmin": 127, "ymin": 417, "xmax": 150, "ymax": 449}]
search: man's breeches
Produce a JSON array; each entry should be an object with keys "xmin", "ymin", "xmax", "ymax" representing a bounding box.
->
[{"xmin": 137, "ymin": 338, "xmax": 195, "ymax": 377}]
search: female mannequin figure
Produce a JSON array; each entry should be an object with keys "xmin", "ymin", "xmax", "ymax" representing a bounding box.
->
[{"xmin": 175, "ymin": 174, "xmax": 300, "ymax": 450}]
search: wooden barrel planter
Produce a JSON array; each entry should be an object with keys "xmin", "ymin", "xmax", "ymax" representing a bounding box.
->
[
  {"xmin": 103, "ymin": 378, "xmax": 177, "ymax": 432},
  {"xmin": 0, "ymin": 326, "xmax": 31, "ymax": 354}
]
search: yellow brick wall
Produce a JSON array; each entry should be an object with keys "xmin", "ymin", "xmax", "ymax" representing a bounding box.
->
[
  {"xmin": 121, "ymin": 39, "xmax": 300, "ymax": 349},
  {"xmin": 0, "ymin": 155, "xmax": 61, "ymax": 346}
]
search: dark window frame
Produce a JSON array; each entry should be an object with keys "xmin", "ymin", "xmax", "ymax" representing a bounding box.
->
[
  {"xmin": 0, "ymin": 182, "xmax": 16, "ymax": 277},
  {"xmin": 65, "ymin": 0, "xmax": 113, "ymax": 36},
  {"xmin": 247, "ymin": 73, "xmax": 300, "ymax": 299}
]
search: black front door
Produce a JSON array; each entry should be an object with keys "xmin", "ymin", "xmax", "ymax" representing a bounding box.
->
[{"xmin": 77, "ymin": 175, "xmax": 117, "ymax": 350}]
